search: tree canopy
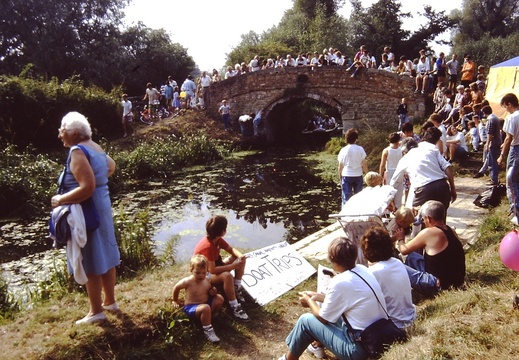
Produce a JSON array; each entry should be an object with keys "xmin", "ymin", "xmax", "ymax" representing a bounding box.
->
[
  {"xmin": 226, "ymin": 0, "xmax": 455, "ymax": 67},
  {"xmin": 0, "ymin": 0, "xmax": 195, "ymax": 95},
  {"xmin": 451, "ymin": 0, "xmax": 519, "ymax": 67}
]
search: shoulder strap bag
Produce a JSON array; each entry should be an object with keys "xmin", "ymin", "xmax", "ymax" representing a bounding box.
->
[{"xmin": 342, "ymin": 270, "xmax": 407, "ymax": 358}]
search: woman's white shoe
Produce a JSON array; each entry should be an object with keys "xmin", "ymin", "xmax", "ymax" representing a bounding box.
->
[{"xmin": 75, "ymin": 312, "xmax": 107, "ymax": 325}]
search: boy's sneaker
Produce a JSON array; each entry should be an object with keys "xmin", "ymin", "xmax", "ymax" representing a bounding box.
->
[
  {"xmin": 306, "ymin": 343, "xmax": 325, "ymax": 358},
  {"xmin": 232, "ymin": 304, "xmax": 250, "ymax": 321},
  {"xmin": 235, "ymin": 285, "xmax": 246, "ymax": 303},
  {"xmin": 203, "ymin": 326, "xmax": 220, "ymax": 343}
]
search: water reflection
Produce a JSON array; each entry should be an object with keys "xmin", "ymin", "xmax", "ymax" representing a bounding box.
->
[
  {"xmin": 1, "ymin": 150, "xmax": 340, "ymax": 290},
  {"xmin": 153, "ymin": 196, "xmax": 288, "ymax": 262},
  {"xmin": 146, "ymin": 151, "xmax": 339, "ymax": 262}
]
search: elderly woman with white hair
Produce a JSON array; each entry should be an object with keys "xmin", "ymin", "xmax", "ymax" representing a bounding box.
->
[{"xmin": 51, "ymin": 111, "xmax": 120, "ymax": 324}]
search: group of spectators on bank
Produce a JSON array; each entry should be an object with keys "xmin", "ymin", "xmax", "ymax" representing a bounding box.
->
[{"xmin": 321, "ymin": 63, "xmax": 519, "ymax": 358}]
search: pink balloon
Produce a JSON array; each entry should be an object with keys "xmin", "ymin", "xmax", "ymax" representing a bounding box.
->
[{"xmin": 499, "ymin": 230, "xmax": 519, "ymax": 271}]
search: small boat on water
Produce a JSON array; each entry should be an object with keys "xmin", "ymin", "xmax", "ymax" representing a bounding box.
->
[{"xmin": 301, "ymin": 125, "xmax": 343, "ymax": 135}]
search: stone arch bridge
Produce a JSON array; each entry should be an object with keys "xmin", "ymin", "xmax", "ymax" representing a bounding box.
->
[{"xmin": 207, "ymin": 67, "xmax": 426, "ymax": 142}]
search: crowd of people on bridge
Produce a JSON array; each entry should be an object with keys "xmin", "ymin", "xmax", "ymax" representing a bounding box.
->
[{"xmin": 221, "ymin": 45, "xmax": 484, "ymax": 93}]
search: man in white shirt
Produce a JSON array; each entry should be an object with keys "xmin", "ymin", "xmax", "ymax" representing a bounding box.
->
[
  {"xmin": 181, "ymin": 75, "xmax": 197, "ymax": 109},
  {"xmin": 285, "ymin": 54, "xmax": 296, "ymax": 67},
  {"xmin": 446, "ymin": 53, "xmax": 459, "ymax": 92},
  {"xmin": 121, "ymin": 94, "xmax": 133, "ymax": 137},
  {"xmin": 168, "ymin": 75, "xmax": 177, "ymax": 89},
  {"xmin": 249, "ymin": 55, "xmax": 260, "ymax": 71},
  {"xmin": 383, "ymin": 46, "xmax": 395, "ymax": 62},
  {"xmin": 199, "ymin": 71, "xmax": 212, "ymax": 109},
  {"xmin": 142, "ymin": 82, "xmax": 160, "ymax": 121},
  {"xmin": 415, "ymin": 56, "xmax": 430, "ymax": 94},
  {"xmin": 390, "ymin": 127, "xmax": 456, "ymax": 212},
  {"xmin": 497, "ymin": 93, "xmax": 519, "ymax": 224}
]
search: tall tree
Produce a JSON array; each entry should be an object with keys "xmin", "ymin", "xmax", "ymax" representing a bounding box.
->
[
  {"xmin": 294, "ymin": 0, "xmax": 346, "ymax": 18},
  {"xmin": 0, "ymin": 1, "xmax": 195, "ymax": 94},
  {"xmin": 455, "ymin": 0, "xmax": 519, "ymax": 41},
  {"xmin": 347, "ymin": 0, "xmax": 410, "ymax": 59},
  {"xmin": 404, "ymin": 6, "xmax": 457, "ymax": 58},
  {"xmin": 347, "ymin": 0, "xmax": 454, "ymax": 60},
  {"xmin": 0, "ymin": 0, "xmax": 129, "ymax": 81},
  {"xmin": 227, "ymin": 4, "xmax": 349, "ymax": 66},
  {"xmin": 451, "ymin": 0, "xmax": 519, "ymax": 66},
  {"xmin": 119, "ymin": 24, "xmax": 195, "ymax": 95}
]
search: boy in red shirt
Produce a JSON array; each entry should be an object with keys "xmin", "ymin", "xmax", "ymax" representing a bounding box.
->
[{"xmin": 193, "ymin": 215, "xmax": 250, "ymax": 321}]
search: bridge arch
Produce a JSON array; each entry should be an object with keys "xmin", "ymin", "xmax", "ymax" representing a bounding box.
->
[{"xmin": 263, "ymin": 91, "xmax": 343, "ymax": 119}]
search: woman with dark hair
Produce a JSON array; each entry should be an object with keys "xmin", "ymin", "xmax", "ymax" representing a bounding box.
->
[
  {"xmin": 278, "ymin": 237, "xmax": 386, "ymax": 360},
  {"xmin": 338, "ymin": 128, "xmax": 368, "ymax": 206},
  {"xmin": 361, "ymin": 226, "xmax": 416, "ymax": 329}
]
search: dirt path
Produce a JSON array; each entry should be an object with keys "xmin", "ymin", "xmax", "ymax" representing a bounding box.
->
[{"xmin": 295, "ymin": 176, "xmax": 490, "ymax": 260}]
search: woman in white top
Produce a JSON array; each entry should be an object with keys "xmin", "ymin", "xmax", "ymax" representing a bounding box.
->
[
  {"xmin": 380, "ymin": 132, "xmax": 403, "ymax": 208},
  {"xmin": 338, "ymin": 129, "xmax": 368, "ymax": 206},
  {"xmin": 446, "ymin": 125, "xmax": 468, "ymax": 162},
  {"xmin": 361, "ymin": 226, "xmax": 416, "ymax": 330}
]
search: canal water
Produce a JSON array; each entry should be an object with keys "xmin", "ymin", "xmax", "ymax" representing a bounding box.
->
[{"xmin": 0, "ymin": 150, "xmax": 340, "ymax": 291}]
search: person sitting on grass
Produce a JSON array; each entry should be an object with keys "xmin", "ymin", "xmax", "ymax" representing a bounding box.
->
[
  {"xmin": 361, "ymin": 226, "xmax": 416, "ymax": 330},
  {"xmin": 193, "ymin": 215, "xmax": 250, "ymax": 321},
  {"xmin": 387, "ymin": 206, "xmax": 415, "ymax": 242},
  {"xmin": 446, "ymin": 125, "xmax": 469, "ymax": 163},
  {"xmin": 393, "ymin": 200, "xmax": 466, "ymax": 297},
  {"xmin": 171, "ymin": 254, "xmax": 224, "ymax": 343}
]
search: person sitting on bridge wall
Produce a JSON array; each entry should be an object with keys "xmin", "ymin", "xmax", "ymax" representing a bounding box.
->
[{"xmin": 346, "ymin": 46, "xmax": 370, "ymax": 78}]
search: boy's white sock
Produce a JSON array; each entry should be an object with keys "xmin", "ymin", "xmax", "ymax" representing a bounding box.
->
[
  {"xmin": 202, "ymin": 324, "xmax": 212, "ymax": 331},
  {"xmin": 234, "ymin": 279, "xmax": 242, "ymax": 288},
  {"xmin": 229, "ymin": 299, "xmax": 239, "ymax": 308}
]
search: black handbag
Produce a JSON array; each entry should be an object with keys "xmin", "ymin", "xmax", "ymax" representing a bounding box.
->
[{"xmin": 342, "ymin": 270, "xmax": 407, "ymax": 358}]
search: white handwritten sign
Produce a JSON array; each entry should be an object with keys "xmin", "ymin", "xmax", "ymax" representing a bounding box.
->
[
  {"xmin": 242, "ymin": 241, "xmax": 316, "ymax": 306},
  {"xmin": 317, "ymin": 264, "xmax": 334, "ymax": 294}
]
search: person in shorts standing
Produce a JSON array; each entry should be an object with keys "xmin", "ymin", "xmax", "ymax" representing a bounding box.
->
[
  {"xmin": 219, "ymin": 99, "xmax": 231, "ymax": 130},
  {"xmin": 121, "ymin": 94, "xmax": 133, "ymax": 138},
  {"xmin": 446, "ymin": 53, "xmax": 459, "ymax": 92},
  {"xmin": 142, "ymin": 83, "xmax": 160, "ymax": 122}
]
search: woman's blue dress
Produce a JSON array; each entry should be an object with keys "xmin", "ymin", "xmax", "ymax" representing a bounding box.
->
[{"xmin": 61, "ymin": 144, "xmax": 120, "ymax": 275}]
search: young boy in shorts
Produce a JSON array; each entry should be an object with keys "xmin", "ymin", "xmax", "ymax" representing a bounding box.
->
[
  {"xmin": 172, "ymin": 254, "xmax": 224, "ymax": 343},
  {"xmin": 193, "ymin": 215, "xmax": 250, "ymax": 321}
]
